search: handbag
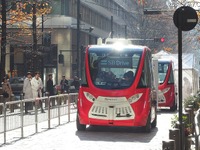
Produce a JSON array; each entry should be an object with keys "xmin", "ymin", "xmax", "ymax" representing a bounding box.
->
[{"xmin": 2, "ymin": 91, "xmax": 9, "ymax": 98}]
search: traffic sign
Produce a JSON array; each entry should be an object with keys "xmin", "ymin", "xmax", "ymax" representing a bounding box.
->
[{"xmin": 173, "ymin": 6, "xmax": 198, "ymax": 31}]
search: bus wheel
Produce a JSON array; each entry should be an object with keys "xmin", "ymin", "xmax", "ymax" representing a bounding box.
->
[
  {"xmin": 170, "ymin": 100, "xmax": 177, "ymax": 111},
  {"xmin": 151, "ymin": 115, "xmax": 157, "ymax": 128},
  {"xmin": 143, "ymin": 114, "xmax": 151, "ymax": 133},
  {"xmin": 76, "ymin": 113, "xmax": 86, "ymax": 131},
  {"xmin": 151, "ymin": 107, "xmax": 157, "ymax": 128}
]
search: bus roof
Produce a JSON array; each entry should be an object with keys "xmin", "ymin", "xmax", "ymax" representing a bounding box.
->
[
  {"xmin": 158, "ymin": 59, "xmax": 173, "ymax": 63},
  {"xmin": 88, "ymin": 44, "xmax": 149, "ymax": 51}
]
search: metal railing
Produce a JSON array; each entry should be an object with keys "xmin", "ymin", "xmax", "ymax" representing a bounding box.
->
[{"xmin": 0, "ymin": 93, "xmax": 78, "ymax": 145}]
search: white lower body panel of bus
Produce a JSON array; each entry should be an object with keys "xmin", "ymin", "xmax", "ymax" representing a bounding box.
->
[{"xmin": 88, "ymin": 96, "xmax": 135, "ymax": 120}]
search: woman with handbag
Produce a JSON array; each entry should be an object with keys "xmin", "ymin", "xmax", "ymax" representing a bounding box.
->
[{"xmin": 2, "ymin": 77, "xmax": 13, "ymax": 112}]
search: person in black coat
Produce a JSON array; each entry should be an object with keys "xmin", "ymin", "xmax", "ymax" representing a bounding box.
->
[
  {"xmin": 71, "ymin": 76, "xmax": 80, "ymax": 92},
  {"xmin": 46, "ymin": 74, "xmax": 55, "ymax": 106},
  {"xmin": 60, "ymin": 75, "xmax": 69, "ymax": 93}
]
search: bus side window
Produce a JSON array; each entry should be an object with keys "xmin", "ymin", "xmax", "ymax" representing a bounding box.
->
[
  {"xmin": 138, "ymin": 70, "xmax": 146, "ymax": 88},
  {"xmin": 81, "ymin": 61, "xmax": 88, "ymax": 87},
  {"xmin": 168, "ymin": 68, "xmax": 174, "ymax": 84},
  {"xmin": 137, "ymin": 51, "xmax": 152, "ymax": 88}
]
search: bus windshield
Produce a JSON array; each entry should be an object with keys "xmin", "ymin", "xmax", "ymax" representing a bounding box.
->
[
  {"xmin": 158, "ymin": 62, "xmax": 169, "ymax": 84},
  {"xmin": 88, "ymin": 48, "xmax": 142, "ymax": 89}
]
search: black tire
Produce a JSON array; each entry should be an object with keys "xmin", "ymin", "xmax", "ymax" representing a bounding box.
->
[
  {"xmin": 76, "ymin": 113, "xmax": 86, "ymax": 131},
  {"xmin": 151, "ymin": 115, "xmax": 157, "ymax": 128},
  {"xmin": 142, "ymin": 114, "xmax": 151, "ymax": 133},
  {"xmin": 151, "ymin": 106, "xmax": 157, "ymax": 128},
  {"xmin": 170, "ymin": 100, "xmax": 177, "ymax": 111}
]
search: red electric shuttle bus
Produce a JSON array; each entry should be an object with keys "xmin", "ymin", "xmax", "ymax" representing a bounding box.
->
[
  {"xmin": 157, "ymin": 59, "xmax": 177, "ymax": 111},
  {"xmin": 76, "ymin": 39, "xmax": 157, "ymax": 132}
]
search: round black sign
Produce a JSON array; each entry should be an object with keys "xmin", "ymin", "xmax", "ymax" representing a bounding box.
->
[{"xmin": 173, "ymin": 6, "xmax": 198, "ymax": 31}]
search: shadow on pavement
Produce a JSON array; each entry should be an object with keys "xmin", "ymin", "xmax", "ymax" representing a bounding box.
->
[
  {"xmin": 75, "ymin": 126, "xmax": 158, "ymax": 143},
  {"xmin": 157, "ymin": 108, "xmax": 178, "ymax": 115}
]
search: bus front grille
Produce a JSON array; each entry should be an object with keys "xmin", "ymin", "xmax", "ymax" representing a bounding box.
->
[
  {"xmin": 89, "ymin": 105, "xmax": 135, "ymax": 120},
  {"xmin": 91, "ymin": 105, "xmax": 108, "ymax": 117}
]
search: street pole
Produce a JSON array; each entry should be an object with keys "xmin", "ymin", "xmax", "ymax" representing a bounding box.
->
[
  {"xmin": 77, "ymin": 0, "xmax": 81, "ymax": 78},
  {"xmin": 42, "ymin": 14, "xmax": 44, "ymax": 45},
  {"xmin": 178, "ymin": 12, "xmax": 183, "ymax": 150},
  {"xmin": 32, "ymin": 3, "xmax": 37, "ymax": 73},
  {"xmin": 1, "ymin": 0, "xmax": 6, "ymax": 82},
  {"xmin": 111, "ymin": 16, "xmax": 113, "ymax": 38},
  {"xmin": 125, "ymin": 25, "xmax": 127, "ymax": 39}
]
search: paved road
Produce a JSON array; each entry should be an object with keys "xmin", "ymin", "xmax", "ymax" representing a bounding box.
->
[{"xmin": 0, "ymin": 110, "xmax": 181, "ymax": 150}]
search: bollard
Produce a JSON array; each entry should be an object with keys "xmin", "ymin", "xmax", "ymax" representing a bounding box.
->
[
  {"xmin": 162, "ymin": 139, "xmax": 175, "ymax": 150},
  {"xmin": 187, "ymin": 104, "xmax": 195, "ymax": 135},
  {"xmin": 169, "ymin": 128, "xmax": 180, "ymax": 150},
  {"xmin": 185, "ymin": 107, "xmax": 194, "ymax": 134}
]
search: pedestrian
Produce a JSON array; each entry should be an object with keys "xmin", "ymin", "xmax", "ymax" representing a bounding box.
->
[
  {"xmin": 31, "ymin": 72, "xmax": 45, "ymax": 113},
  {"xmin": 2, "ymin": 77, "xmax": 13, "ymax": 112},
  {"xmin": 70, "ymin": 76, "xmax": 80, "ymax": 92},
  {"xmin": 46, "ymin": 74, "xmax": 55, "ymax": 106},
  {"xmin": 23, "ymin": 72, "xmax": 33, "ymax": 114},
  {"xmin": 60, "ymin": 75, "xmax": 69, "ymax": 93}
]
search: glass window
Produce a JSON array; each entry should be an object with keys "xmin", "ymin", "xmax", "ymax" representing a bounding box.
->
[
  {"xmin": 168, "ymin": 67, "xmax": 174, "ymax": 84},
  {"xmin": 138, "ymin": 51, "xmax": 152, "ymax": 88},
  {"xmin": 88, "ymin": 47, "xmax": 142, "ymax": 89},
  {"xmin": 158, "ymin": 62, "xmax": 169, "ymax": 84}
]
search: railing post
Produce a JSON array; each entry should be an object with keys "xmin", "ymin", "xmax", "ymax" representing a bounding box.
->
[
  {"xmin": 10, "ymin": 94, "xmax": 15, "ymax": 113},
  {"xmin": 68, "ymin": 94, "xmax": 70, "ymax": 122},
  {"xmin": 0, "ymin": 95, "xmax": 3, "ymax": 114},
  {"xmin": 58, "ymin": 96, "xmax": 60, "ymax": 125},
  {"xmin": 48, "ymin": 96, "xmax": 51, "ymax": 129},
  {"xmin": 45, "ymin": 92, "xmax": 49, "ymax": 108},
  {"xmin": 20, "ymin": 100, "xmax": 24, "ymax": 138},
  {"xmin": 35, "ymin": 99, "xmax": 38, "ymax": 133},
  {"xmin": 3, "ymin": 102, "xmax": 6, "ymax": 144}
]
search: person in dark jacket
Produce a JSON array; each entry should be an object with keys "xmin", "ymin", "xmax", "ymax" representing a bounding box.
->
[
  {"xmin": 60, "ymin": 75, "xmax": 69, "ymax": 93},
  {"xmin": 71, "ymin": 76, "xmax": 80, "ymax": 92},
  {"xmin": 46, "ymin": 74, "xmax": 54, "ymax": 96},
  {"xmin": 46, "ymin": 74, "xmax": 55, "ymax": 106}
]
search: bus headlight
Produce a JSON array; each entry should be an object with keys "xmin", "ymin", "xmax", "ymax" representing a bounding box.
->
[
  {"xmin": 84, "ymin": 92, "xmax": 96, "ymax": 103},
  {"xmin": 128, "ymin": 93, "xmax": 143, "ymax": 104},
  {"xmin": 161, "ymin": 87, "xmax": 170, "ymax": 94}
]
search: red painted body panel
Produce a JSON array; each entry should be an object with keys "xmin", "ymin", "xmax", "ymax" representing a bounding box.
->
[
  {"xmin": 158, "ymin": 61, "xmax": 176, "ymax": 108},
  {"xmin": 77, "ymin": 45, "xmax": 154, "ymax": 127}
]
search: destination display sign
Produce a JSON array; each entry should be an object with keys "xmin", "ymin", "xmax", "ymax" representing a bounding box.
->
[{"xmin": 99, "ymin": 57, "xmax": 132, "ymax": 68}]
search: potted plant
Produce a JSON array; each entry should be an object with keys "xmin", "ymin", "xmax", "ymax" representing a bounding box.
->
[
  {"xmin": 184, "ymin": 91, "xmax": 200, "ymax": 111},
  {"xmin": 171, "ymin": 114, "xmax": 191, "ymax": 135}
]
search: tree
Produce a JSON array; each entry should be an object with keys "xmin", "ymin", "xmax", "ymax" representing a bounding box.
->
[
  {"xmin": 0, "ymin": 0, "xmax": 52, "ymax": 81},
  {"xmin": 139, "ymin": 0, "xmax": 200, "ymax": 54}
]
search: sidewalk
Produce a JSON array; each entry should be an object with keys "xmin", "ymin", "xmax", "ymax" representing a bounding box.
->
[{"xmin": 0, "ymin": 105, "xmax": 77, "ymax": 145}]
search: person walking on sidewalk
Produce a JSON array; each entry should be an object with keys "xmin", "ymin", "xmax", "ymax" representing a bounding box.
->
[
  {"xmin": 60, "ymin": 75, "xmax": 69, "ymax": 93},
  {"xmin": 23, "ymin": 72, "xmax": 33, "ymax": 114},
  {"xmin": 2, "ymin": 77, "xmax": 13, "ymax": 112},
  {"xmin": 46, "ymin": 74, "xmax": 55, "ymax": 106},
  {"xmin": 31, "ymin": 72, "xmax": 45, "ymax": 113}
]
